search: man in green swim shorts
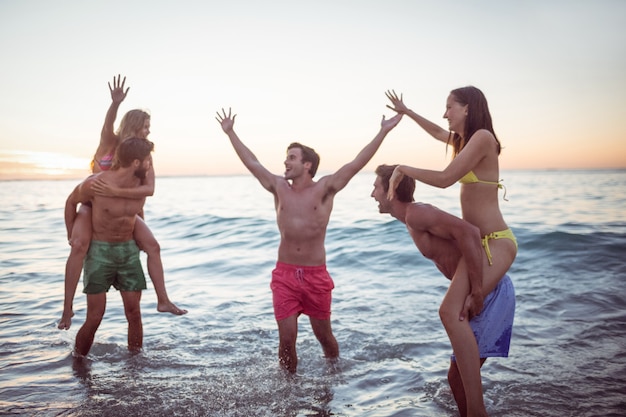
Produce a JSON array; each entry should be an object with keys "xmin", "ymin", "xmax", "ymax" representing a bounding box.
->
[{"xmin": 64, "ymin": 137, "xmax": 154, "ymax": 357}]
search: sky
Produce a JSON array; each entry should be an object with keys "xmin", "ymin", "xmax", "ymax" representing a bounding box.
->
[{"xmin": 1, "ymin": 0, "xmax": 625, "ymax": 180}]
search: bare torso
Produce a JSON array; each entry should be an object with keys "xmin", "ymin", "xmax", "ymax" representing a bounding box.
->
[
  {"xmin": 459, "ymin": 133, "xmax": 508, "ymax": 236},
  {"xmin": 86, "ymin": 171, "xmax": 145, "ymax": 242},
  {"xmin": 274, "ymin": 177, "xmax": 335, "ymax": 266}
]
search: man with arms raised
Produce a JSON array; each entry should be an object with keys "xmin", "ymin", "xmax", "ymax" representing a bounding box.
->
[
  {"xmin": 371, "ymin": 164, "xmax": 515, "ymax": 417},
  {"xmin": 216, "ymin": 108, "xmax": 402, "ymax": 373},
  {"xmin": 63, "ymin": 137, "xmax": 154, "ymax": 356}
]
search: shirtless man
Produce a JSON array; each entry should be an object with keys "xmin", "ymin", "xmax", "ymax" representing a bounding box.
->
[
  {"xmin": 62, "ymin": 137, "xmax": 154, "ymax": 356},
  {"xmin": 371, "ymin": 164, "xmax": 515, "ymax": 417},
  {"xmin": 216, "ymin": 108, "xmax": 402, "ymax": 373}
]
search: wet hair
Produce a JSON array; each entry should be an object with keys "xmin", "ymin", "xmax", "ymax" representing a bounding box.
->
[
  {"xmin": 287, "ymin": 142, "xmax": 320, "ymax": 178},
  {"xmin": 375, "ymin": 164, "xmax": 415, "ymax": 203},
  {"xmin": 447, "ymin": 86, "xmax": 501, "ymax": 157},
  {"xmin": 112, "ymin": 137, "xmax": 154, "ymax": 169},
  {"xmin": 117, "ymin": 109, "xmax": 151, "ymax": 141}
]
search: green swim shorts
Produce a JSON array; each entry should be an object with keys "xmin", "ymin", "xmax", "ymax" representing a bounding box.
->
[{"xmin": 83, "ymin": 240, "xmax": 147, "ymax": 294}]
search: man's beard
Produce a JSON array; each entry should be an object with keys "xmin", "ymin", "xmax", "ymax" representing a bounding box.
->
[{"xmin": 134, "ymin": 167, "xmax": 147, "ymax": 180}]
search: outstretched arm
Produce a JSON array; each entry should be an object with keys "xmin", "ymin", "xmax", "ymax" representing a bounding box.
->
[
  {"xmin": 325, "ymin": 113, "xmax": 403, "ymax": 193},
  {"xmin": 216, "ymin": 108, "xmax": 278, "ymax": 193},
  {"xmin": 386, "ymin": 130, "xmax": 494, "ymax": 199},
  {"xmin": 91, "ymin": 161, "xmax": 155, "ymax": 199},
  {"xmin": 99, "ymin": 75, "xmax": 130, "ymax": 149},
  {"xmin": 385, "ymin": 90, "xmax": 450, "ymax": 143}
]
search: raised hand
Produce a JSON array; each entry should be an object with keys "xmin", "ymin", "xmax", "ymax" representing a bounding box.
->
[
  {"xmin": 215, "ymin": 107, "xmax": 237, "ymax": 133},
  {"xmin": 385, "ymin": 90, "xmax": 409, "ymax": 114},
  {"xmin": 108, "ymin": 74, "xmax": 129, "ymax": 104},
  {"xmin": 387, "ymin": 166, "xmax": 404, "ymax": 201},
  {"xmin": 91, "ymin": 177, "xmax": 118, "ymax": 197},
  {"xmin": 380, "ymin": 112, "xmax": 403, "ymax": 132}
]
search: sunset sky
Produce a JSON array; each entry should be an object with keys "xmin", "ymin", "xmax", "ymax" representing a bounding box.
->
[{"xmin": 1, "ymin": 0, "xmax": 625, "ymax": 180}]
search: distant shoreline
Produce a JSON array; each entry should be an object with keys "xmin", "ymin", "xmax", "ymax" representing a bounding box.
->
[{"xmin": 2, "ymin": 167, "xmax": 626, "ymax": 182}]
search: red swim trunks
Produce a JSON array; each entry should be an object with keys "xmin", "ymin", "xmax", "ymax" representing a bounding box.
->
[{"xmin": 270, "ymin": 262, "xmax": 335, "ymax": 321}]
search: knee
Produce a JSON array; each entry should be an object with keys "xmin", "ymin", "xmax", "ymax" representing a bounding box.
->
[
  {"xmin": 279, "ymin": 333, "xmax": 295, "ymax": 348},
  {"xmin": 125, "ymin": 307, "xmax": 142, "ymax": 323},
  {"xmin": 70, "ymin": 237, "xmax": 90, "ymax": 257},
  {"xmin": 315, "ymin": 331, "xmax": 335, "ymax": 347},
  {"xmin": 278, "ymin": 328, "xmax": 297, "ymax": 350},
  {"xmin": 438, "ymin": 302, "xmax": 457, "ymax": 329},
  {"xmin": 85, "ymin": 310, "xmax": 105, "ymax": 328},
  {"xmin": 448, "ymin": 362, "xmax": 461, "ymax": 386}
]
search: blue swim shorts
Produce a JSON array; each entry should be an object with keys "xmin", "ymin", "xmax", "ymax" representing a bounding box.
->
[{"xmin": 452, "ymin": 274, "xmax": 515, "ymax": 360}]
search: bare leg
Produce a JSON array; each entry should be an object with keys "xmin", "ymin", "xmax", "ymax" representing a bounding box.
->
[
  {"xmin": 443, "ymin": 241, "xmax": 516, "ymax": 417},
  {"xmin": 133, "ymin": 217, "xmax": 187, "ymax": 315},
  {"xmin": 276, "ymin": 314, "xmax": 299, "ymax": 373},
  {"xmin": 74, "ymin": 293, "xmax": 106, "ymax": 356},
  {"xmin": 448, "ymin": 358, "xmax": 487, "ymax": 417},
  {"xmin": 59, "ymin": 205, "xmax": 92, "ymax": 330},
  {"xmin": 439, "ymin": 260, "xmax": 487, "ymax": 417},
  {"xmin": 309, "ymin": 317, "xmax": 339, "ymax": 360},
  {"xmin": 120, "ymin": 290, "xmax": 143, "ymax": 352}
]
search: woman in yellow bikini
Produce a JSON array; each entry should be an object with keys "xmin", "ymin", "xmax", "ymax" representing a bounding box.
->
[
  {"xmin": 385, "ymin": 87, "xmax": 517, "ymax": 417},
  {"xmin": 59, "ymin": 75, "xmax": 186, "ymax": 331}
]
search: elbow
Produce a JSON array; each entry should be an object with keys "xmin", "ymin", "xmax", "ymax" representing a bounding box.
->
[
  {"xmin": 432, "ymin": 176, "xmax": 455, "ymax": 189},
  {"xmin": 438, "ymin": 170, "xmax": 460, "ymax": 189}
]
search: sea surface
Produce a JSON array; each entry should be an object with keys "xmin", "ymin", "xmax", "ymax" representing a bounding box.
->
[{"xmin": 1, "ymin": 170, "xmax": 625, "ymax": 417}]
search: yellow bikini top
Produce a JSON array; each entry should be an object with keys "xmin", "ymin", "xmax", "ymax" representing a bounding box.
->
[{"xmin": 459, "ymin": 171, "xmax": 508, "ymax": 200}]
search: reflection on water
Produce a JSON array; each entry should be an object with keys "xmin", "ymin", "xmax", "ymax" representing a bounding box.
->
[{"xmin": 0, "ymin": 150, "xmax": 91, "ymax": 180}]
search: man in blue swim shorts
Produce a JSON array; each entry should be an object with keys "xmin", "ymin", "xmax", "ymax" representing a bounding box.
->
[
  {"xmin": 372, "ymin": 165, "xmax": 515, "ymax": 417},
  {"xmin": 217, "ymin": 108, "xmax": 402, "ymax": 373},
  {"xmin": 63, "ymin": 137, "xmax": 154, "ymax": 357}
]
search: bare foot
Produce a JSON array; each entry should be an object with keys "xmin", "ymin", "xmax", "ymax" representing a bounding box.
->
[
  {"xmin": 58, "ymin": 310, "xmax": 74, "ymax": 330},
  {"xmin": 157, "ymin": 301, "xmax": 187, "ymax": 315}
]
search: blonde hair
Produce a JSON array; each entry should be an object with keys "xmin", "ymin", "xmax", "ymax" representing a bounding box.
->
[{"xmin": 117, "ymin": 109, "xmax": 151, "ymax": 140}]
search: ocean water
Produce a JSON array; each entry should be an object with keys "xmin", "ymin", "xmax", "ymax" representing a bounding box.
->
[{"xmin": 1, "ymin": 169, "xmax": 625, "ymax": 417}]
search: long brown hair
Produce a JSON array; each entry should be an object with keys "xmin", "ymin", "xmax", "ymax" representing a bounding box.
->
[{"xmin": 447, "ymin": 86, "xmax": 500, "ymax": 157}]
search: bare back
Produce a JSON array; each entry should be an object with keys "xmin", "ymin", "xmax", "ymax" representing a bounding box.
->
[{"xmin": 404, "ymin": 204, "xmax": 463, "ymax": 280}]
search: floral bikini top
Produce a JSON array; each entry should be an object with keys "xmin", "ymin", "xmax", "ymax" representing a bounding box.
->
[{"xmin": 459, "ymin": 171, "xmax": 508, "ymax": 200}]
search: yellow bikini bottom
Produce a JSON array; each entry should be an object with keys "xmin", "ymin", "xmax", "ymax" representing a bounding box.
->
[{"xmin": 481, "ymin": 228, "xmax": 517, "ymax": 266}]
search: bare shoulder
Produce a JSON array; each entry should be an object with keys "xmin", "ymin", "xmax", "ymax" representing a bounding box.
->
[
  {"xmin": 408, "ymin": 202, "xmax": 462, "ymax": 228},
  {"xmin": 313, "ymin": 173, "xmax": 340, "ymax": 194},
  {"xmin": 406, "ymin": 202, "xmax": 438, "ymax": 228},
  {"xmin": 80, "ymin": 173, "xmax": 100, "ymax": 188},
  {"xmin": 73, "ymin": 173, "xmax": 100, "ymax": 202},
  {"xmin": 469, "ymin": 129, "xmax": 498, "ymax": 148}
]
